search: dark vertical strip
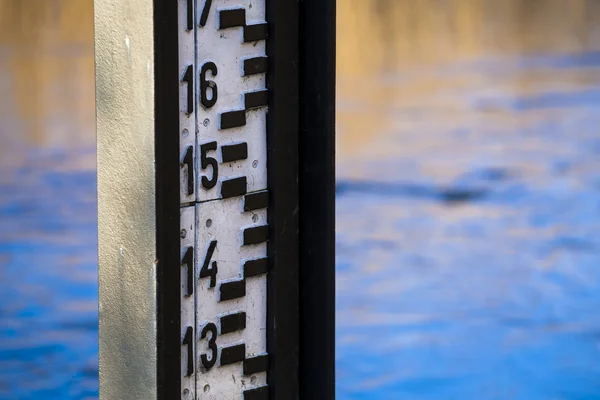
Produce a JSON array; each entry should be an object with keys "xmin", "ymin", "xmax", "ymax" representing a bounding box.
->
[
  {"xmin": 266, "ymin": 0, "xmax": 299, "ymax": 397},
  {"xmin": 186, "ymin": 0, "xmax": 193, "ymax": 31},
  {"xmin": 298, "ymin": 0, "xmax": 336, "ymax": 398},
  {"xmin": 154, "ymin": 0, "xmax": 181, "ymax": 398}
]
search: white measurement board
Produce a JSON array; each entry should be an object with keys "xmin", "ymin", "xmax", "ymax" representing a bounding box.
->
[{"xmin": 178, "ymin": 1, "xmax": 269, "ymax": 398}]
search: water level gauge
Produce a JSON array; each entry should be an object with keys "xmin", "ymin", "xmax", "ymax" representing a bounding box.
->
[
  {"xmin": 95, "ymin": 0, "xmax": 334, "ymax": 398},
  {"xmin": 178, "ymin": 1, "xmax": 269, "ymax": 398}
]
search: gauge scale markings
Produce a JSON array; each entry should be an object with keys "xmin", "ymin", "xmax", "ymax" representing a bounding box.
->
[
  {"xmin": 243, "ymin": 354, "xmax": 269, "ymax": 376},
  {"xmin": 220, "ymin": 311, "xmax": 246, "ymax": 334},
  {"xmin": 219, "ymin": 279, "xmax": 246, "ymax": 302},
  {"xmin": 244, "ymin": 257, "xmax": 269, "ymax": 278},
  {"xmin": 178, "ymin": 0, "xmax": 269, "ymax": 398},
  {"xmin": 218, "ymin": 8, "xmax": 268, "ymax": 43}
]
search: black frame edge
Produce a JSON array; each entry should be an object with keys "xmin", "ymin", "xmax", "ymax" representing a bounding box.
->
[
  {"xmin": 266, "ymin": 0, "xmax": 300, "ymax": 397},
  {"xmin": 154, "ymin": 0, "xmax": 181, "ymax": 398},
  {"xmin": 298, "ymin": 0, "xmax": 336, "ymax": 399}
]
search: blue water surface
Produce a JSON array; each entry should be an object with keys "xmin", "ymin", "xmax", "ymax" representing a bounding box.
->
[
  {"xmin": 0, "ymin": 149, "xmax": 98, "ymax": 399},
  {"xmin": 335, "ymin": 51, "xmax": 600, "ymax": 399}
]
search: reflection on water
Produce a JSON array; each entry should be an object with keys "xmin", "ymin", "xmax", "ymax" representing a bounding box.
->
[
  {"xmin": 0, "ymin": 1, "xmax": 97, "ymax": 399},
  {"xmin": 338, "ymin": 1, "xmax": 600, "ymax": 398},
  {"xmin": 0, "ymin": 0, "xmax": 95, "ymax": 170},
  {"xmin": 2, "ymin": 0, "xmax": 600, "ymax": 398}
]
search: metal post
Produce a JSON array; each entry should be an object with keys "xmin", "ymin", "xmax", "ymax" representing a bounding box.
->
[
  {"xmin": 95, "ymin": 0, "xmax": 335, "ymax": 398},
  {"xmin": 298, "ymin": 0, "xmax": 336, "ymax": 398}
]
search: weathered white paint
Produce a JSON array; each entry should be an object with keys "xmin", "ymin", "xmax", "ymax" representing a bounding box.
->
[
  {"xmin": 181, "ymin": 0, "xmax": 269, "ymax": 397},
  {"xmin": 195, "ymin": 199, "xmax": 268, "ymax": 398},
  {"xmin": 195, "ymin": 0, "xmax": 268, "ymax": 203}
]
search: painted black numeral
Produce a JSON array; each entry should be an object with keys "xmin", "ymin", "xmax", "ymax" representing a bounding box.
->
[
  {"xmin": 181, "ymin": 146, "xmax": 194, "ymax": 196},
  {"xmin": 200, "ymin": 62, "xmax": 218, "ymax": 109},
  {"xmin": 200, "ymin": 141, "xmax": 218, "ymax": 190},
  {"xmin": 200, "ymin": 240, "xmax": 218, "ymax": 288},
  {"xmin": 199, "ymin": 0, "xmax": 213, "ymax": 27},
  {"xmin": 186, "ymin": 0, "xmax": 193, "ymax": 31},
  {"xmin": 183, "ymin": 327, "xmax": 194, "ymax": 376},
  {"xmin": 200, "ymin": 322, "xmax": 218, "ymax": 370},
  {"xmin": 183, "ymin": 65, "xmax": 193, "ymax": 114},
  {"xmin": 182, "ymin": 247, "xmax": 194, "ymax": 297}
]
